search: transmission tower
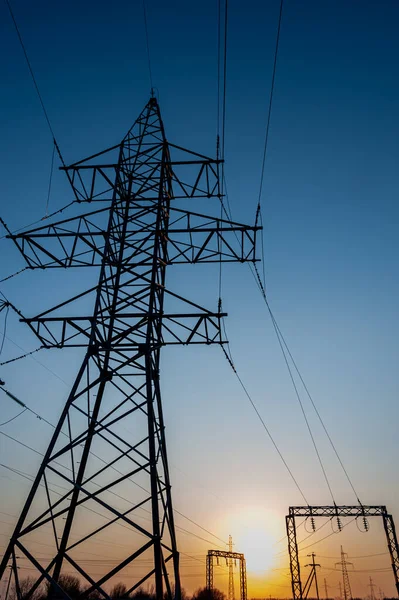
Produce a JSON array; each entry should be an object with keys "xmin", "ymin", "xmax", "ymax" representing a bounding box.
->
[
  {"xmin": 0, "ymin": 98, "xmax": 258, "ymax": 600},
  {"xmin": 228, "ymin": 535, "xmax": 235, "ymax": 600},
  {"xmin": 368, "ymin": 577, "xmax": 376, "ymax": 600},
  {"xmin": 335, "ymin": 546, "xmax": 353, "ymax": 600}
]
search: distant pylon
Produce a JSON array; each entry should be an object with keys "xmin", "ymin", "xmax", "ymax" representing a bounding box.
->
[
  {"xmin": 228, "ymin": 535, "xmax": 235, "ymax": 600},
  {"xmin": 335, "ymin": 546, "xmax": 353, "ymax": 600},
  {"xmin": 369, "ymin": 577, "xmax": 376, "ymax": 600}
]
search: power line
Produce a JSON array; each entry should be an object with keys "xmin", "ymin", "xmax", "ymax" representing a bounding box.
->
[
  {"xmin": 44, "ymin": 142, "xmax": 56, "ymax": 217},
  {"xmin": 0, "ymin": 408, "xmax": 27, "ymax": 427},
  {"xmin": 5, "ymin": 0, "xmax": 64, "ymax": 165},
  {"xmin": 0, "ymin": 386, "xmax": 227, "ymax": 550},
  {"xmin": 221, "ymin": 0, "xmax": 228, "ymax": 164},
  {"xmin": 220, "ymin": 341, "xmax": 309, "ymax": 505},
  {"xmin": 0, "ymin": 304, "xmax": 9, "ymax": 357},
  {"xmin": 299, "ymin": 518, "xmax": 357, "ymax": 553},
  {"xmin": 0, "ymin": 200, "xmax": 77, "ymax": 242},
  {"xmin": 251, "ymin": 261, "xmax": 361, "ymax": 506},
  {"xmin": 256, "ymin": 0, "xmax": 284, "ymax": 215},
  {"xmin": 256, "ymin": 0, "xmax": 284, "ymax": 291},
  {"xmin": 264, "ymin": 289, "xmax": 336, "ymax": 504},
  {"xmin": 271, "ymin": 313, "xmax": 362, "ymax": 504},
  {"xmin": 142, "ymin": 0, "xmax": 154, "ymax": 94}
]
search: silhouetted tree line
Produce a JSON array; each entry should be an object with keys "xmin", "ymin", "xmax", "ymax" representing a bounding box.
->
[
  {"xmin": 11, "ymin": 579, "xmax": 395, "ymax": 600},
  {"xmin": 10, "ymin": 576, "xmax": 227, "ymax": 600}
]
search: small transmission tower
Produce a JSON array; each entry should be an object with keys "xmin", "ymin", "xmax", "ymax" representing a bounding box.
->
[
  {"xmin": 228, "ymin": 535, "xmax": 235, "ymax": 600},
  {"xmin": 336, "ymin": 546, "xmax": 353, "ymax": 600},
  {"xmin": 368, "ymin": 577, "xmax": 376, "ymax": 600},
  {"xmin": 229, "ymin": 535, "xmax": 235, "ymax": 600},
  {"xmin": 0, "ymin": 98, "xmax": 258, "ymax": 600}
]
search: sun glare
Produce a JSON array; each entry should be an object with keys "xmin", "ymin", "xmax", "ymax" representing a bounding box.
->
[
  {"xmin": 238, "ymin": 527, "xmax": 275, "ymax": 573},
  {"xmin": 220, "ymin": 507, "xmax": 280, "ymax": 574}
]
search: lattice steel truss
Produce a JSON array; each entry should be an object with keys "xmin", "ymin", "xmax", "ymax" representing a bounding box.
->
[
  {"xmin": 0, "ymin": 98, "xmax": 259, "ymax": 600},
  {"xmin": 206, "ymin": 550, "xmax": 247, "ymax": 600},
  {"xmin": 286, "ymin": 506, "xmax": 399, "ymax": 600}
]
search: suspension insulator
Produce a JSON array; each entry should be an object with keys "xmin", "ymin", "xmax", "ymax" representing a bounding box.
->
[
  {"xmin": 311, "ymin": 517, "xmax": 316, "ymax": 532},
  {"xmin": 217, "ymin": 557, "xmax": 219, "ymax": 566},
  {"xmin": 363, "ymin": 517, "xmax": 369, "ymax": 532},
  {"xmin": 337, "ymin": 517, "xmax": 343, "ymax": 532}
]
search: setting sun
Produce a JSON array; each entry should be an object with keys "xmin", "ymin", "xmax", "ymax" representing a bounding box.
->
[{"xmin": 220, "ymin": 507, "xmax": 280, "ymax": 574}]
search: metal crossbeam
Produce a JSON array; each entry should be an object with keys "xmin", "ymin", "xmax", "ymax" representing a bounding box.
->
[
  {"xmin": 206, "ymin": 550, "xmax": 247, "ymax": 600},
  {"xmin": 286, "ymin": 505, "xmax": 399, "ymax": 600}
]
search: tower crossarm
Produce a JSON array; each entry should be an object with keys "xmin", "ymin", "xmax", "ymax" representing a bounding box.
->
[
  {"xmin": 207, "ymin": 550, "xmax": 244, "ymax": 561},
  {"xmin": 22, "ymin": 311, "xmax": 227, "ymax": 348},
  {"xmin": 8, "ymin": 207, "xmax": 259, "ymax": 269},
  {"xmin": 288, "ymin": 505, "xmax": 388, "ymax": 518},
  {"xmin": 61, "ymin": 141, "xmax": 223, "ymax": 202}
]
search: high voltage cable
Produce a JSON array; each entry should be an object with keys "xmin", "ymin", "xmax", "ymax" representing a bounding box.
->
[
  {"xmin": 221, "ymin": 0, "xmax": 228, "ymax": 164},
  {"xmin": 142, "ymin": 0, "xmax": 154, "ymax": 94},
  {"xmin": 0, "ymin": 304, "xmax": 9, "ymax": 357},
  {"xmin": 220, "ymin": 342, "xmax": 309, "ymax": 506},
  {"xmin": 248, "ymin": 0, "xmax": 360, "ymax": 508},
  {"xmin": 252, "ymin": 262, "xmax": 363, "ymax": 505},
  {"xmin": 0, "ymin": 456, "xmax": 224, "ymax": 550},
  {"xmin": 5, "ymin": 0, "xmax": 65, "ymax": 166},
  {"xmin": 270, "ymin": 312, "xmax": 362, "ymax": 503},
  {"xmin": 0, "ymin": 201, "xmax": 77, "ymax": 242},
  {"xmin": 214, "ymin": 178, "xmax": 309, "ymax": 504},
  {"xmin": 264, "ymin": 287, "xmax": 336, "ymax": 505},
  {"xmin": 256, "ymin": 0, "xmax": 284, "ymax": 221},
  {"xmin": 0, "ymin": 387, "xmax": 227, "ymax": 549},
  {"xmin": 0, "ymin": 408, "xmax": 27, "ymax": 427},
  {"xmin": 256, "ymin": 0, "xmax": 284, "ymax": 291},
  {"xmin": 299, "ymin": 517, "xmax": 357, "ymax": 552}
]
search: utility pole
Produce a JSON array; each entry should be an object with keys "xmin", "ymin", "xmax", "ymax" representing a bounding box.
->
[
  {"xmin": 335, "ymin": 546, "xmax": 353, "ymax": 600},
  {"xmin": 0, "ymin": 98, "xmax": 259, "ymax": 600},
  {"xmin": 228, "ymin": 535, "xmax": 235, "ymax": 600},
  {"xmin": 303, "ymin": 553, "xmax": 321, "ymax": 600},
  {"xmin": 368, "ymin": 577, "xmax": 376, "ymax": 600},
  {"xmin": 324, "ymin": 578, "xmax": 329, "ymax": 600}
]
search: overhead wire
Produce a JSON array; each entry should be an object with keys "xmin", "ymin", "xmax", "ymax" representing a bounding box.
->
[
  {"xmin": 255, "ymin": 0, "xmax": 284, "ymax": 289},
  {"xmin": 0, "ymin": 386, "xmax": 227, "ymax": 549},
  {"xmin": 45, "ymin": 142, "xmax": 56, "ymax": 217},
  {"xmin": 246, "ymin": 0, "xmax": 361, "ymax": 506},
  {"xmin": 142, "ymin": 0, "xmax": 154, "ymax": 95},
  {"xmin": 0, "ymin": 408, "xmax": 27, "ymax": 427},
  {"xmin": 271, "ymin": 313, "xmax": 362, "ymax": 504},
  {"xmin": 0, "ymin": 304, "xmax": 9, "ymax": 357},
  {"xmin": 5, "ymin": 0, "xmax": 65, "ymax": 165},
  {"xmin": 220, "ymin": 339, "xmax": 308, "ymax": 505},
  {"xmin": 259, "ymin": 272, "xmax": 336, "ymax": 505}
]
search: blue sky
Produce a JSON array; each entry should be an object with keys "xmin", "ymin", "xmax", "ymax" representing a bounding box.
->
[{"xmin": 0, "ymin": 0, "xmax": 398, "ymax": 597}]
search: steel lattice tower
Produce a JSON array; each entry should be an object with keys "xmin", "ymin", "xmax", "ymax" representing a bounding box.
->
[
  {"xmin": 0, "ymin": 98, "xmax": 258, "ymax": 600},
  {"xmin": 336, "ymin": 546, "xmax": 353, "ymax": 600},
  {"xmin": 228, "ymin": 535, "xmax": 235, "ymax": 600}
]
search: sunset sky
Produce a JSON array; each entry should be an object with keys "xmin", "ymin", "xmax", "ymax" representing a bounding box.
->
[{"xmin": 1, "ymin": 0, "xmax": 399, "ymax": 598}]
